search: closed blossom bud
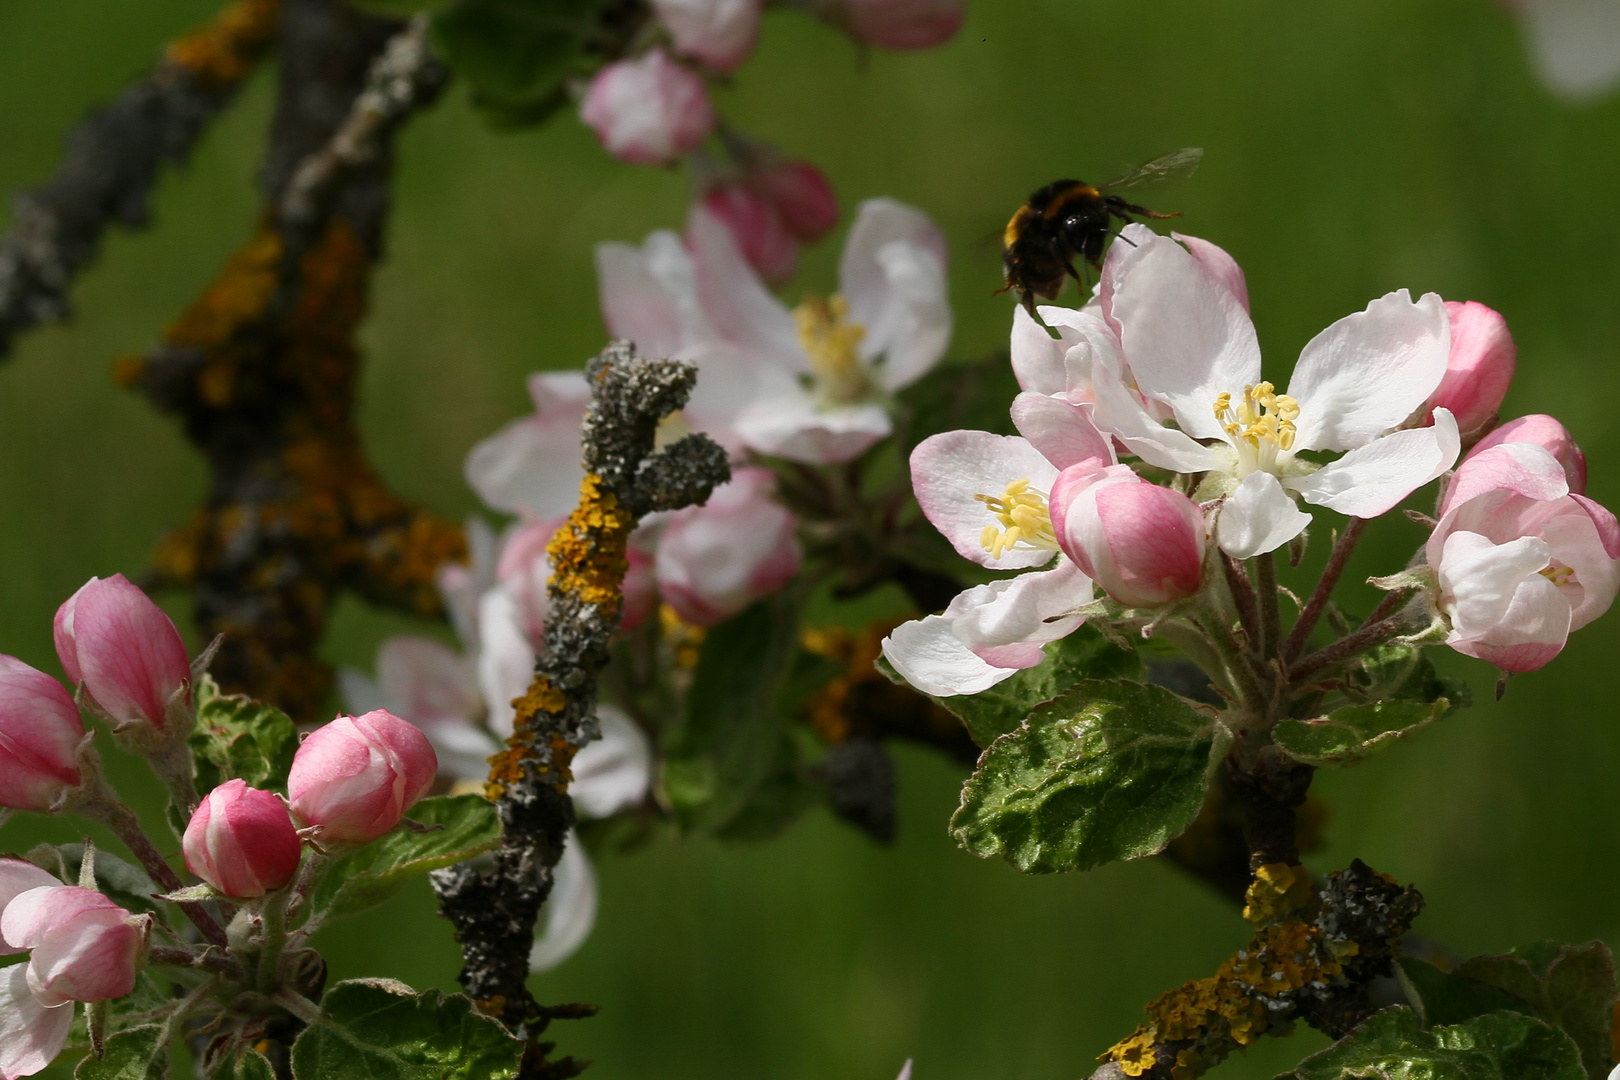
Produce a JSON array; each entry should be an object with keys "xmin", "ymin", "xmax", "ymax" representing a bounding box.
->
[
  {"xmin": 1, "ymin": 886, "xmax": 144, "ymax": 1005},
  {"xmin": 651, "ymin": 0, "xmax": 762, "ymax": 72},
  {"xmin": 0, "ymin": 657, "xmax": 83, "ymax": 811},
  {"xmin": 183, "ymin": 779, "xmax": 301, "ymax": 898},
  {"xmin": 1428, "ymin": 301, "xmax": 1517, "ymax": 434},
  {"xmin": 840, "ymin": 0, "xmax": 964, "ymax": 49},
  {"xmin": 1050, "ymin": 462, "xmax": 1205, "ymax": 609},
  {"xmin": 287, "ymin": 710, "xmax": 437, "ymax": 843},
  {"xmin": 749, "ymin": 159, "xmax": 839, "ymax": 243},
  {"xmin": 656, "ymin": 468, "xmax": 802, "ymax": 627},
  {"xmin": 699, "ymin": 185, "xmax": 799, "ymax": 286},
  {"xmin": 580, "ymin": 49, "xmax": 715, "ymax": 166},
  {"xmin": 1465, "ymin": 413, "xmax": 1587, "ymax": 495},
  {"xmin": 54, "ymin": 574, "xmax": 190, "ymax": 730}
]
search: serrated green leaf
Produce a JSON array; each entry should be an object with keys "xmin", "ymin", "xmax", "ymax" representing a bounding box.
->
[
  {"xmin": 75, "ymin": 1026, "xmax": 166, "ymax": 1080},
  {"xmin": 290, "ymin": 980, "xmax": 523, "ymax": 1080},
  {"xmin": 432, "ymin": 0, "xmax": 599, "ymax": 128},
  {"xmin": 306, "ymin": 795, "xmax": 501, "ymax": 924},
  {"xmin": 1452, "ymin": 942, "xmax": 1618, "ymax": 1080},
  {"xmin": 949, "ymin": 679, "xmax": 1225, "ymax": 873},
  {"xmin": 1272, "ymin": 699, "xmax": 1447, "ymax": 767},
  {"xmin": 190, "ymin": 675, "xmax": 300, "ymax": 793},
  {"xmin": 1283, "ymin": 1006, "xmax": 1585, "ymax": 1080},
  {"xmin": 879, "ymin": 624, "xmax": 1144, "ymax": 748}
]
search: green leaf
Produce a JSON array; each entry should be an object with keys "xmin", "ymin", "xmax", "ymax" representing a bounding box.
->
[
  {"xmin": 879, "ymin": 623, "xmax": 1144, "ymax": 748},
  {"xmin": 211, "ymin": 1050, "xmax": 276, "ymax": 1080},
  {"xmin": 1284, "ymin": 1007, "xmax": 1585, "ymax": 1080},
  {"xmin": 306, "ymin": 795, "xmax": 501, "ymax": 924},
  {"xmin": 949, "ymin": 679, "xmax": 1225, "ymax": 873},
  {"xmin": 1453, "ymin": 942, "xmax": 1618, "ymax": 1080},
  {"xmin": 1272, "ymin": 699, "xmax": 1447, "ymax": 768},
  {"xmin": 190, "ymin": 675, "xmax": 300, "ymax": 793},
  {"xmin": 1355, "ymin": 643, "xmax": 1473, "ymax": 710},
  {"xmin": 432, "ymin": 0, "xmax": 600, "ymax": 128},
  {"xmin": 75, "ymin": 1026, "xmax": 166, "ymax": 1080},
  {"xmin": 1397, "ymin": 958, "xmax": 1536, "ymax": 1028},
  {"xmin": 290, "ymin": 979, "xmax": 523, "ymax": 1080},
  {"xmin": 661, "ymin": 596, "xmax": 809, "ymax": 836}
]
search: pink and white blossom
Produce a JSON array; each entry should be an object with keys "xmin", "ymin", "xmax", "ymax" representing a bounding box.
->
[
  {"xmin": 287, "ymin": 710, "xmax": 438, "ymax": 843},
  {"xmin": 1464, "ymin": 413, "xmax": 1587, "ymax": 495},
  {"xmin": 1427, "ymin": 301, "xmax": 1517, "ymax": 435},
  {"xmin": 579, "ymin": 49, "xmax": 716, "ymax": 165},
  {"xmin": 749, "ymin": 159, "xmax": 839, "ymax": 243},
  {"xmin": 700, "ymin": 184, "xmax": 799, "ymax": 286},
  {"xmin": 655, "ymin": 468, "xmax": 802, "ymax": 627},
  {"xmin": 0, "ymin": 862, "xmax": 61, "ymax": 958},
  {"xmin": 54, "ymin": 574, "xmax": 190, "ymax": 731},
  {"xmin": 651, "ymin": 0, "xmax": 761, "ymax": 72},
  {"xmin": 1, "ymin": 885, "xmax": 144, "ymax": 1006},
  {"xmin": 0, "ymin": 657, "xmax": 83, "ymax": 811},
  {"xmin": 1049, "ymin": 460, "xmax": 1205, "ymax": 609},
  {"xmin": 1427, "ymin": 442, "xmax": 1620, "ymax": 671},
  {"xmin": 0, "ymin": 963, "xmax": 73, "ymax": 1080},
  {"xmin": 183, "ymin": 779, "xmax": 302, "ymax": 898},
  {"xmin": 465, "ymin": 373, "xmax": 590, "ymax": 521},
  {"xmin": 1089, "ymin": 226, "xmax": 1461, "ymax": 558},
  {"xmin": 839, "ymin": 0, "xmax": 965, "ymax": 49}
]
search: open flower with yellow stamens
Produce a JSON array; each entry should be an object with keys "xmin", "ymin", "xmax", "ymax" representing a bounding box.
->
[{"xmin": 1090, "ymin": 225, "xmax": 1464, "ymax": 559}]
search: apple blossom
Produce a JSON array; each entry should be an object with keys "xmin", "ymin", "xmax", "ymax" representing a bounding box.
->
[
  {"xmin": 0, "ymin": 656, "xmax": 83, "ymax": 811},
  {"xmin": 579, "ymin": 49, "xmax": 716, "ymax": 165},
  {"xmin": 651, "ymin": 0, "xmax": 761, "ymax": 72},
  {"xmin": 54, "ymin": 574, "xmax": 190, "ymax": 730},
  {"xmin": 1089, "ymin": 226, "xmax": 1461, "ymax": 559},
  {"xmin": 1427, "ymin": 442, "xmax": 1620, "ymax": 671},
  {"xmin": 0, "ymin": 963, "xmax": 72, "ymax": 1080},
  {"xmin": 287, "ymin": 710, "xmax": 437, "ymax": 843},
  {"xmin": 839, "ymin": 0, "xmax": 965, "ymax": 50},
  {"xmin": 1, "ymin": 885, "xmax": 144, "ymax": 1005},
  {"xmin": 699, "ymin": 184, "xmax": 799, "ymax": 286},
  {"xmin": 1049, "ymin": 460, "xmax": 1206, "ymax": 609},
  {"xmin": 1465, "ymin": 413, "xmax": 1587, "ymax": 495},
  {"xmin": 0, "ymin": 862, "xmax": 61, "ymax": 957},
  {"xmin": 655, "ymin": 467, "xmax": 802, "ymax": 627},
  {"xmin": 465, "ymin": 372, "xmax": 590, "ymax": 521},
  {"xmin": 183, "ymin": 779, "xmax": 302, "ymax": 898},
  {"xmin": 1427, "ymin": 300, "xmax": 1516, "ymax": 435}
]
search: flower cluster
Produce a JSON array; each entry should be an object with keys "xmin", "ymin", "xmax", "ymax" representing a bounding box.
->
[{"xmin": 884, "ymin": 225, "xmax": 1619, "ymax": 692}]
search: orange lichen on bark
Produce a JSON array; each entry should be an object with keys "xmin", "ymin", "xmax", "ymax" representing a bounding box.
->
[
  {"xmin": 486, "ymin": 678, "xmax": 576, "ymax": 800},
  {"xmin": 165, "ymin": 0, "xmax": 282, "ymax": 89},
  {"xmin": 799, "ymin": 621, "xmax": 968, "ymax": 752},
  {"xmin": 545, "ymin": 474, "xmax": 633, "ymax": 612}
]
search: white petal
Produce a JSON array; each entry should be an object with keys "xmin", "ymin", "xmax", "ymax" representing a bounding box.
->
[
  {"xmin": 733, "ymin": 387, "xmax": 892, "ymax": 465},
  {"xmin": 1106, "ymin": 227, "xmax": 1262, "ymax": 441},
  {"xmin": 1449, "ymin": 570, "xmax": 1572, "ymax": 673},
  {"xmin": 1090, "ymin": 359, "xmax": 1231, "ymax": 474},
  {"xmin": 909, "ymin": 432, "xmax": 1059, "ymax": 569},
  {"xmin": 879, "ymin": 615, "xmax": 1018, "ymax": 697},
  {"xmin": 1291, "ymin": 409, "xmax": 1460, "ymax": 518},
  {"xmin": 529, "ymin": 836, "xmax": 598, "ymax": 973},
  {"xmin": 1217, "ymin": 471, "xmax": 1313, "ymax": 559},
  {"xmin": 1516, "ymin": 0, "xmax": 1620, "ymax": 101},
  {"xmin": 687, "ymin": 207, "xmax": 802, "ymax": 367},
  {"xmin": 571, "ymin": 706, "xmax": 652, "ymax": 820},
  {"xmin": 1009, "ymin": 393, "xmax": 1114, "ymax": 470},
  {"xmin": 1010, "ymin": 305, "xmax": 1068, "ymax": 395},
  {"xmin": 1287, "ymin": 290, "xmax": 1450, "ymax": 452},
  {"xmin": 948, "ymin": 561, "xmax": 1094, "ymax": 652},
  {"xmin": 839, "ymin": 199, "xmax": 951, "ymax": 391},
  {"xmin": 417, "ymin": 719, "xmax": 500, "ymax": 785},
  {"xmin": 679, "ymin": 340, "xmax": 799, "ymax": 455},
  {"xmin": 1172, "ymin": 232, "xmax": 1250, "ymax": 313},
  {"xmin": 465, "ymin": 376, "xmax": 591, "ymax": 519},
  {"xmin": 0, "ymin": 863, "xmax": 61, "ymax": 958},
  {"xmin": 477, "ymin": 588, "xmax": 536, "ymax": 740},
  {"xmin": 376, "ymin": 637, "xmax": 481, "ymax": 726},
  {"xmin": 1439, "ymin": 531, "xmax": 1555, "ymax": 639},
  {"xmin": 337, "ymin": 669, "xmax": 394, "ymax": 718},
  {"xmin": 594, "ymin": 230, "xmax": 704, "ymax": 357},
  {"xmin": 0, "ymin": 966, "xmax": 71, "ymax": 1080},
  {"xmin": 439, "ymin": 516, "xmax": 500, "ymax": 650}
]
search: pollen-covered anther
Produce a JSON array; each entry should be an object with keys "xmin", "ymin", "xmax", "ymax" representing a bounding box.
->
[
  {"xmin": 1214, "ymin": 382, "xmax": 1300, "ymax": 454},
  {"xmin": 1539, "ymin": 562, "xmax": 1577, "ymax": 587},
  {"xmin": 975, "ymin": 477, "xmax": 1059, "ymax": 559},
  {"xmin": 795, "ymin": 293, "xmax": 871, "ymax": 404}
]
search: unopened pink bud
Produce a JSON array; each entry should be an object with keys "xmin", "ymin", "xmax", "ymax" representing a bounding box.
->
[
  {"xmin": 651, "ymin": 0, "xmax": 762, "ymax": 72},
  {"xmin": 183, "ymin": 779, "xmax": 301, "ymax": 898},
  {"xmin": 1051, "ymin": 463, "xmax": 1205, "ymax": 609},
  {"xmin": 1466, "ymin": 413, "xmax": 1587, "ymax": 495},
  {"xmin": 580, "ymin": 50, "xmax": 716, "ymax": 166},
  {"xmin": 1, "ymin": 886, "xmax": 143, "ymax": 1005},
  {"xmin": 0, "ymin": 657, "xmax": 83, "ymax": 812},
  {"xmin": 841, "ymin": 0, "xmax": 964, "ymax": 49},
  {"xmin": 700, "ymin": 185, "xmax": 799, "ymax": 286},
  {"xmin": 54, "ymin": 574, "xmax": 190, "ymax": 730},
  {"xmin": 1429, "ymin": 301, "xmax": 1517, "ymax": 433},
  {"xmin": 749, "ymin": 160, "xmax": 839, "ymax": 243},
  {"xmin": 287, "ymin": 710, "xmax": 437, "ymax": 843}
]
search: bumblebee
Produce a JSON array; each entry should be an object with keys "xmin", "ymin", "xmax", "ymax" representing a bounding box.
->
[{"xmin": 1000, "ymin": 148, "xmax": 1203, "ymax": 314}]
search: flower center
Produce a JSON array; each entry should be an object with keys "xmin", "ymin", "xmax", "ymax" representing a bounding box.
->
[
  {"xmin": 975, "ymin": 478, "xmax": 1059, "ymax": 559},
  {"xmin": 795, "ymin": 294, "xmax": 871, "ymax": 405},
  {"xmin": 1214, "ymin": 382, "xmax": 1299, "ymax": 474},
  {"xmin": 1539, "ymin": 563, "xmax": 1578, "ymax": 588}
]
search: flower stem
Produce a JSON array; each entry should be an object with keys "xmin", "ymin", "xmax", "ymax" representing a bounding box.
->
[
  {"xmin": 1193, "ymin": 604, "xmax": 1265, "ymax": 712},
  {"xmin": 1282, "ymin": 517, "xmax": 1368, "ymax": 662},
  {"xmin": 1255, "ymin": 552, "xmax": 1282, "ymax": 662},
  {"xmin": 1287, "ymin": 611, "xmax": 1410, "ymax": 685},
  {"xmin": 1221, "ymin": 555, "xmax": 1259, "ymax": 650},
  {"xmin": 78, "ymin": 793, "xmax": 228, "ymax": 947},
  {"xmin": 256, "ymin": 892, "xmax": 290, "ymax": 996},
  {"xmin": 148, "ymin": 944, "xmax": 242, "ymax": 979}
]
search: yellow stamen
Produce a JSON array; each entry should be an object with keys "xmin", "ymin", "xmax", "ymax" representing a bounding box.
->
[
  {"xmin": 795, "ymin": 293, "xmax": 871, "ymax": 404},
  {"xmin": 1540, "ymin": 564, "xmax": 1578, "ymax": 588},
  {"xmin": 975, "ymin": 477, "xmax": 1060, "ymax": 559},
  {"xmin": 1213, "ymin": 382, "xmax": 1301, "ymax": 457}
]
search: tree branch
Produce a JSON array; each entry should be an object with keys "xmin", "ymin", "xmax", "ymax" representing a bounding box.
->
[{"xmin": 1283, "ymin": 517, "xmax": 1368, "ymax": 663}]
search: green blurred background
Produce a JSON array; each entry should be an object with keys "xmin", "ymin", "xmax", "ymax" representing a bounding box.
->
[{"xmin": 3, "ymin": 0, "xmax": 1620, "ymax": 1076}]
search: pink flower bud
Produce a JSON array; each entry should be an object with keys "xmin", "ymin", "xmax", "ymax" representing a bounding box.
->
[
  {"xmin": 1050, "ymin": 462, "xmax": 1205, "ymax": 609},
  {"xmin": 580, "ymin": 50, "xmax": 716, "ymax": 166},
  {"xmin": 183, "ymin": 779, "xmax": 301, "ymax": 898},
  {"xmin": 1, "ymin": 886, "xmax": 143, "ymax": 1005},
  {"xmin": 287, "ymin": 710, "xmax": 438, "ymax": 843},
  {"xmin": 840, "ymin": 0, "xmax": 964, "ymax": 49},
  {"xmin": 54, "ymin": 574, "xmax": 190, "ymax": 730},
  {"xmin": 651, "ymin": 0, "xmax": 762, "ymax": 72},
  {"xmin": 655, "ymin": 469, "xmax": 802, "ymax": 627},
  {"xmin": 0, "ymin": 657, "xmax": 83, "ymax": 811},
  {"xmin": 1465, "ymin": 413, "xmax": 1587, "ymax": 495},
  {"xmin": 699, "ymin": 185, "xmax": 799, "ymax": 286},
  {"xmin": 1428, "ymin": 301, "xmax": 1517, "ymax": 433},
  {"xmin": 749, "ymin": 160, "xmax": 839, "ymax": 243}
]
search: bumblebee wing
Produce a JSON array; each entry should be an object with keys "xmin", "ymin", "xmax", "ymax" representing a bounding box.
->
[{"xmin": 1101, "ymin": 148, "xmax": 1204, "ymax": 191}]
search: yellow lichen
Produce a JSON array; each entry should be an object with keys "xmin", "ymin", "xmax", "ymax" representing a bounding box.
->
[
  {"xmin": 1102, "ymin": 1029, "xmax": 1157, "ymax": 1077},
  {"xmin": 165, "ymin": 0, "xmax": 280, "ymax": 88},
  {"xmin": 1242, "ymin": 862, "xmax": 1314, "ymax": 925},
  {"xmin": 546, "ymin": 474, "xmax": 633, "ymax": 611}
]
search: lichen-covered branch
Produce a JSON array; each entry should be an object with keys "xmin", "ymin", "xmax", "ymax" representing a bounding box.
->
[
  {"xmin": 430, "ymin": 342, "xmax": 729, "ymax": 1074},
  {"xmin": 117, "ymin": 0, "xmax": 463, "ymax": 720},
  {"xmin": 0, "ymin": 0, "xmax": 280, "ymax": 357}
]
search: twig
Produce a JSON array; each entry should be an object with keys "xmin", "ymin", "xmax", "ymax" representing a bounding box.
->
[
  {"xmin": 1255, "ymin": 552, "xmax": 1281, "ymax": 662},
  {"xmin": 1283, "ymin": 517, "xmax": 1368, "ymax": 662},
  {"xmin": 1221, "ymin": 555, "xmax": 1259, "ymax": 648},
  {"xmin": 1287, "ymin": 613, "xmax": 1409, "ymax": 686}
]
